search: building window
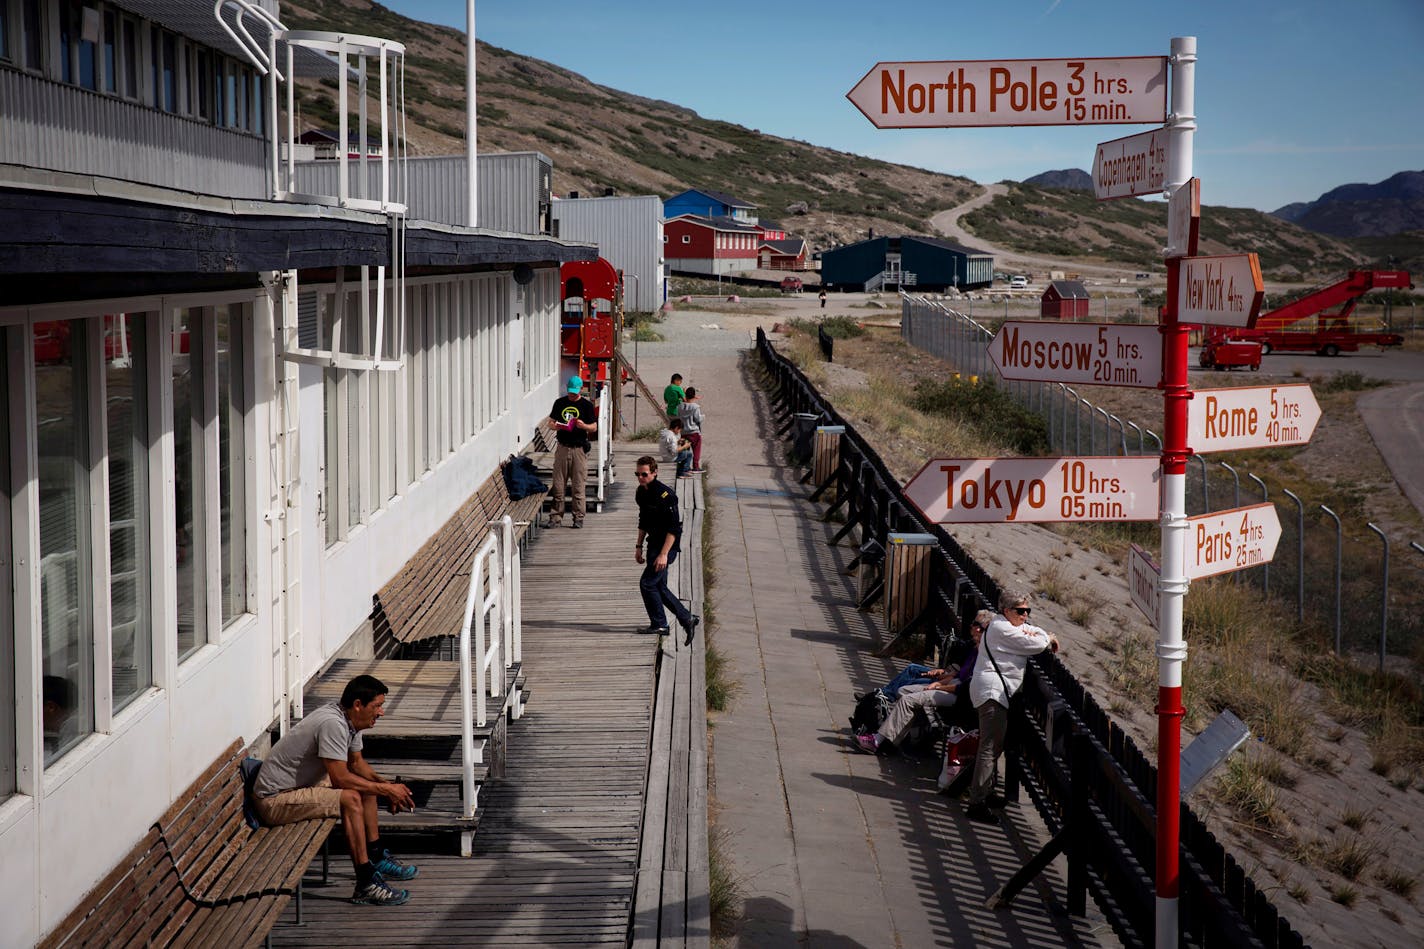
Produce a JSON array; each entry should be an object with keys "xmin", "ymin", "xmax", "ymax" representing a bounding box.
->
[
  {"xmin": 681, "ymin": 235, "xmax": 690, "ymax": 244},
  {"xmin": 215, "ymin": 305, "xmax": 247, "ymax": 625},
  {"xmin": 106, "ymin": 314, "xmax": 153, "ymax": 712},
  {"xmin": 121, "ymin": 15, "xmax": 136, "ymax": 98},
  {"xmin": 22, "ymin": 0, "xmax": 41, "ymax": 71},
  {"xmin": 1, "ymin": 3, "xmax": 10, "ymax": 63},
  {"xmin": 37, "ymin": 320, "xmax": 95, "ymax": 766},
  {"xmin": 172, "ymin": 311, "xmax": 202, "ymax": 659},
  {"xmin": 0, "ymin": 331, "xmax": 14, "ymax": 799}
]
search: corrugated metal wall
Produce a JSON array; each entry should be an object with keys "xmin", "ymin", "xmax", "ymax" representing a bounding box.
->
[
  {"xmin": 821, "ymin": 237, "xmax": 887, "ymax": 288},
  {"xmin": 1, "ymin": 69, "xmax": 268, "ymax": 198},
  {"xmin": 551, "ymin": 195, "xmax": 664, "ymax": 312},
  {"xmin": 290, "ymin": 153, "xmax": 551, "ymax": 234}
]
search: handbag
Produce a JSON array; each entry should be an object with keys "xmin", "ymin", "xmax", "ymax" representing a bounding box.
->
[{"xmin": 938, "ymin": 726, "xmax": 980, "ymax": 792}]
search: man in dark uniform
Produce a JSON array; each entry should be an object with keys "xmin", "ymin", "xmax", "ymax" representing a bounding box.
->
[
  {"xmin": 547, "ymin": 375, "xmax": 598, "ymax": 528},
  {"xmin": 633, "ymin": 456, "xmax": 700, "ymax": 645}
]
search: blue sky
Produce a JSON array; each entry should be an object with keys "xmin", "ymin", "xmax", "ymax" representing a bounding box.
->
[{"xmin": 385, "ymin": 0, "xmax": 1423, "ymax": 211}]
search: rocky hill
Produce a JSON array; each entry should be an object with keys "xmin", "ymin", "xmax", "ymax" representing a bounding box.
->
[
  {"xmin": 1272, "ymin": 170, "xmax": 1424, "ymax": 238},
  {"xmin": 1023, "ymin": 168, "xmax": 1093, "ymax": 192},
  {"xmin": 284, "ymin": 1, "xmax": 1403, "ymax": 274}
]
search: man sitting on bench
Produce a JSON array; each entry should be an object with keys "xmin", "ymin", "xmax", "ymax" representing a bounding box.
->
[{"xmin": 253, "ymin": 674, "xmax": 419, "ymax": 906}]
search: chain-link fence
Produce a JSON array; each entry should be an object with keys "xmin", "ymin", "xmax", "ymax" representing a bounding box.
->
[{"xmin": 901, "ymin": 293, "xmax": 1424, "ymax": 667}]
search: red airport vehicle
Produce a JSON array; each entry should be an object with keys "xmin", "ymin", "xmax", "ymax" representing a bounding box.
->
[
  {"xmin": 1197, "ymin": 337, "xmax": 1261, "ymax": 371},
  {"xmin": 1201, "ymin": 269, "xmax": 1411, "ymax": 358},
  {"xmin": 560, "ymin": 257, "xmax": 624, "ymax": 390}
]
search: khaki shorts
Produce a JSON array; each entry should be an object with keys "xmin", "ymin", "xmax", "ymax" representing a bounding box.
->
[{"xmin": 254, "ymin": 775, "xmax": 345, "ymax": 825}]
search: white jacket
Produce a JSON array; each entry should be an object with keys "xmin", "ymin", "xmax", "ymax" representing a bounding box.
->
[
  {"xmin": 657, "ymin": 427, "xmax": 679, "ymax": 461},
  {"xmin": 969, "ymin": 615, "xmax": 1053, "ymax": 709}
]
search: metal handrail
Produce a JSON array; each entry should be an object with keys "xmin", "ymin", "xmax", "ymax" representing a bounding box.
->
[
  {"xmin": 596, "ymin": 384, "xmax": 612, "ymax": 507},
  {"xmin": 458, "ymin": 531, "xmax": 502, "ymax": 836}
]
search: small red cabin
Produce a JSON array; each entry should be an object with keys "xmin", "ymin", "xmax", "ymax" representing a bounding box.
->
[{"xmin": 1041, "ymin": 280, "xmax": 1090, "ymax": 320}]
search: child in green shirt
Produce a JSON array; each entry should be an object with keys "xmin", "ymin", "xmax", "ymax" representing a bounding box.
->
[{"xmin": 663, "ymin": 373, "xmax": 685, "ymax": 419}]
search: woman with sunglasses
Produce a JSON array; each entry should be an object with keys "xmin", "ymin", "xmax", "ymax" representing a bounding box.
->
[{"xmin": 964, "ymin": 590, "xmax": 1059, "ymax": 824}]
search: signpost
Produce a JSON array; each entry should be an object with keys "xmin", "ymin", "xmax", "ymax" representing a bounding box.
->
[
  {"xmin": 1187, "ymin": 384, "xmax": 1322, "ymax": 453},
  {"xmin": 846, "ymin": 56, "xmax": 1167, "ymax": 128},
  {"xmin": 1177, "ymin": 253, "xmax": 1265, "ymax": 327},
  {"xmin": 1093, "ymin": 127, "xmax": 1168, "ymax": 200},
  {"xmin": 1166, "ymin": 176, "xmax": 1201, "ymax": 258},
  {"xmin": 987, "ymin": 321, "xmax": 1162, "ymax": 388},
  {"xmin": 1128, "ymin": 544, "xmax": 1161, "ymax": 627},
  {"xmin": 1185, "ymin": 503, "xmax": 1283, "ymax": 581},
  {"xmin": 903, "ymin": 456, "xmax": 1159, "ymax": 524}
]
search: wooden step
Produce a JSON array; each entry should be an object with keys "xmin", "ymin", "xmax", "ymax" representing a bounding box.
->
[
  {"xmin": 380, "ymin": 782, "xmax": 480, "ymax": 832},
  {"xmin": 365, "ymin": 756, "xmax": 489, "ymax": 785}
]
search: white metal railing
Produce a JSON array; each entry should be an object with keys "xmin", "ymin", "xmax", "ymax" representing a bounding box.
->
[{"xmin": 596, "ymin": 384, "xmax": 613, "ymax": 509}]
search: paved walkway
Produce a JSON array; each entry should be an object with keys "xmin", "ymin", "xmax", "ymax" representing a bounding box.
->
[
  {"xmin": 1358, "ymin": 380, "xmax": 1424, "ymax": 521},
  {"xmin": 631, "ymin": 323, "xmax": 1116, "ymax": 947}
]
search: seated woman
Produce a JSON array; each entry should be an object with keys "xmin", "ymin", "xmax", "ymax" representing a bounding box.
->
[{"xmin": 857, "ymin": 611, "xmax": 989, "ymax": 754}]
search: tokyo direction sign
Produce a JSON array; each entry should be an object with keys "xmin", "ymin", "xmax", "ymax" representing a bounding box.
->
[
  {"xmin": 1185, "ymin": 503, "xmax": 1282, "ymax": 580},
  {"xmin": 1187, "ymin": 384, "xmax": 1322, "ymax": 453},
  {"xmin": 1128, "ymin": 544, "xmax": 1161, "ymax": 628},
  {"xmin": 904, "ymin": 456, "xmax": 1160, "ymax": 524},
  {"xmin": 1093, "ymin": 127, "xmax": 1168, "ymax": 200},
  {"xmin": 987, "ymin": 321, "xmax": 1162, "ymax": 388},
  {"xmin": 846, "ymin": 56, "xmax": 1167, "ymax": 129},
  {"xmin": 1178, "ymin": 254, "xmax": 1265, "ymax": 327}
]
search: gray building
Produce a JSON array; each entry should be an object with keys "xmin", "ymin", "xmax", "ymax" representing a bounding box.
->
[{"xmin": 552, "ymin": 195, "xmax": 665, "ymax": 312}]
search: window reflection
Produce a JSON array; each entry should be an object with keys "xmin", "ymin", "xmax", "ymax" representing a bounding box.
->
[
  {"xmin": 107, "ymin": 314, "xmax": 151, "ymax": 711},
  {"xmin": 173, "ymin": 311, "xmax": 201, "ymax": 659},
  {"xmin": 216, "ymin": 306, "xmax": 246, "ymax": 624},
  {"xmin": 1, "ymin": 335, "xmax": 15, "ymax": 796}
]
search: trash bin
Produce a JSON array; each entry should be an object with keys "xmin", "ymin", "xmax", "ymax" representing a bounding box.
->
[
  {"xmin": 791, "ymin": 412, "xmax": 820, "ymax": 460},
  {"xmin": 885, "ymin": 533, "xmax": 936, "ymax": 635},
  {"xmin": 813, "ymin": 425, "xmax": 846, "ymax": 487}
]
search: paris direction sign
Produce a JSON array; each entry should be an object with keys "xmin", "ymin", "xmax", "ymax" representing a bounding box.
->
[
  {"xmin": 1128, "ymin": 543, "xmax": 1161, "ymax": 628},
  {"xmin": 904, "ymin": 456, "xmax": 1160, "ymax": 524},
  {"xmin": 1178, "ymin": 254, "xmax": 1265, "ymax": 327},
  {"xmin": 1185, "ymin": 503, "xmax": 1282, "ymax": 581},
  {"xmin": 987, "ymin": 322, "xmax": 1162, "ymax": 388},
  {"xmin": 1187, "ymin": 384, "xmax": 1322, "ymax": 453},
  {"xmin": 846, "ymin": 56, "xmax": 1167, "ymax": 129},
  {"xmin": 1093, "ymin": 127, "xmax": 1168, "ymax": 200}
]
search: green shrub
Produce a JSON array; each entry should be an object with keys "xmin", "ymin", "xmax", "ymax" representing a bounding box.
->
[{"xmin": 910, "ymin": 377, "xmax": 1048, "ymax": 454}]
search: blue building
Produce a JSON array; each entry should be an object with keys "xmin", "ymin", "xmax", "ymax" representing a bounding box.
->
[
  {"xmin": 663, "ymin": 189, "xmax": 758, "ymax": 224},
  {"xmin": 820, "ymin": 235, "xmax": 993, "ymax": 292}
]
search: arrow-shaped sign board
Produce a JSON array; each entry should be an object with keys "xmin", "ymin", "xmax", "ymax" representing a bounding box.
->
[
  {"xmin": 1178, "ymin": 254, "xmax": 1265, "ymax": 327},
  {"xmin": 904, "ymin": 456, "xmax": 1160, "ymax": 524},
  {"xmin": 1128, "ymin": 543, "xmax": 1161, "ymax": 628},
  {"xmin": 846, "ymin": 56, "xmax": 1167, "ymax": 129},
  {"xmin": 1094, "ymin": 127, "xmax": 1168, "ymax": 200},
  {"xmin": 1166, "ymin": 177, "xmax": 1201, "ymax": 258},
  {"xmin": 1188, "ymin": 384, "xmax": 1322, "ymax": 453},
  {"xmin": 987, "ymin": 321, "xmax": 1162, "ymax": 388},
  {"xmin": 1185, "ymin": 503, "xmax": 1282, "ymax": 580}
]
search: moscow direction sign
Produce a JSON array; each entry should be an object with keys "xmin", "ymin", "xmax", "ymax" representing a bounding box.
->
[
  {"xmin": 1128, "ymin": 543, "xmax": 1161, "ymax": 628},
  {"xmin": 847, "ymin": 56, "xmax": 1167, "ymax": 128},
  {"xmin": 1093, "ymin": 127, "xmax": 1168, "ymax": 200},
  {"xmin": 1187, "ymin": 384, "xmax": 1321, "ymax": 453},
  {"xmin": 987, "ymin": 321, "xmax": 1162, "ymax": 388},
  {"xmin": 1185, "ymin": 503, "xmax": 1282, "ymax": 581},
  {"xmin": 904, "ymin": 456, "xmax": 1160, "ymax": 524},
  {"xmin": 1178, "ymin": 254, "xmax": 1265, "ymax": 327}
]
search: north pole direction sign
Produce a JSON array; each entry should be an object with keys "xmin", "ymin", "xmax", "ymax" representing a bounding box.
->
[
  {"xmin": 846, "ymin": 56, "xmax": 1167, "ymax": 128},
  {"xmin": 987, "ymin": 321, "xmax": 1162, "ymax": 388},
  {"xmin": 1185, "ymin": 503, "xmax": 1282, "ymax": 580},
  {"xmin": 1187, "ymin": 384, "xmax": 1322, "ymax": 453},
  {"xmin": 1093, "ymin": 127, "xmax": 1168, "ymax": 200},
  {"xmin": 904, "ymin": 456, "xmax": 1160, "ymax": 524},
  {"xmin": 1178, "ymin": 254, "xmax": 1265, "ymax": 327},
  {"xmin": 1128, "ymin": 543, "xmax": 1161, "ymax": 628}
]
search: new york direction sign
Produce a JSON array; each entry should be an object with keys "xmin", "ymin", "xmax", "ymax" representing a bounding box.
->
[
  {"xmin": 905, "ymin": 457, "xmax": 1160, "ymax": 524},
  {"xmin": 1186, "ymin": 503, "xmax": 1282, "ymax": 580},
  {"xmin": 1187, "ymin": 384, "xmax": 1321, "ymax": 453},
  {"xmin": 1094, "ymin": 127, "xmax": 1168, "ymax": 200},
  {"xmin": 1178, "ymin": 254, "xmax": 1265, "ymax": 327},
  {"xmin": 847, "ymin": 56, "xmax": 1167, "ymax": 128},
  {"xmin": 988, "ymin": 322, "xmax": 1162, "ymax": 388}
]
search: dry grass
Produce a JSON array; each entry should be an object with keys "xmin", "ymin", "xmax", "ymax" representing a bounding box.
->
[
  {"xmin": 1375, "ymin": 866, "xmax": 1419, "ymax": 899},
  {"xmin": 1321, "ymin": 835, "xmax": 1377, "ymax": 881},
  {"xmin": 1328, "ymin": 883, "xmax": 1360, "ymax": 907},
  {"xmin": 1216, "ymin": 755, "xmax": 1288, "ymax": 832}
]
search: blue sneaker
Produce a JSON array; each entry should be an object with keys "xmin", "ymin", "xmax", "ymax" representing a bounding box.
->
[
  {"xmin": 373, "ymin": 850, "xmax": 419, "ymax": 882},
  {"xmin": 352, "ymin": 871, "xmax": 410, "ymax": 905}
]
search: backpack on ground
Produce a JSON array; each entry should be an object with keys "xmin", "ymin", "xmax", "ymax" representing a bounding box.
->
[{"xmin": 849, "ymin": 690, "xmax": 891, "ymax": 736}]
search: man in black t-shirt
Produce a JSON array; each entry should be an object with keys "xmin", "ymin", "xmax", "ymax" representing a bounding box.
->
[
  {"xmin": 547, "ymin": 375, "xmax": 598, "ymax": 527},
  {"xmin": 634, "ymin": 456, "xmax": 700, "ymax": 645}
]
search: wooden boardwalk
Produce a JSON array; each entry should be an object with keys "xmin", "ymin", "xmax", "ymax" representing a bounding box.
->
[{"xmin": 269, "ymin": 447, "xmax": 664, "ymax": 947}]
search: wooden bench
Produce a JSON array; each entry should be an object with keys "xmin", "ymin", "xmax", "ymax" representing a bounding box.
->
[
  {"xmin": 371, "ymin": 462, "xmax": 544, "ymax": 657},
  {"xmin": 40, "ymin": 739, "xmax": 335, "ymax": 949}
]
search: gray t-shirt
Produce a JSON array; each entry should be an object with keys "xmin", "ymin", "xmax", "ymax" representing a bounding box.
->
[{"xmin": 253, "ymin": 702, "xmax": 362, "ymax": 798}]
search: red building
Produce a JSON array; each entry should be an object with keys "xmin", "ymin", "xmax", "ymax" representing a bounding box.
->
[
  {"xmin": 664, "ymin": 214, "xmax": 763, "ymax": 276},
  {"xmin": 757, "ymin": 238, "xmax": 807, "ymax": 271},
  {"xmin": 1041, "ymin": 280, "xmax": 1091, "ymax": 320}
]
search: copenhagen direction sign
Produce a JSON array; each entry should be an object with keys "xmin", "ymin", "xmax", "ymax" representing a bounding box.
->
[
  {"xmin": 1187, "ymin": 384, "xmax": 1322, "ymax": 453},
  {"xmin": 846, "ymin": 56, "xmax": 1167, "ymax": 129},
  {"xmin": 987, "ymin": 321, "xmax": 1162, "ymax": 388},
  {"xmin": 1178, "ymin": 253, "xmax": 1265, "ymax": 327},
  {"xmin": 904, "ymin": 456, "xmax": 1160, "ymax": 524},
  {"xmin": 1128, "ymin": 543, "xmax": 1161, "ymax": 627},
  {"xmin": 1185, "ymin": 503, "xmax": 1282, "ymax": 580},
  {"xmin": 1093, "ymin": 127, "xmax": 1168, "ymax": 200}
]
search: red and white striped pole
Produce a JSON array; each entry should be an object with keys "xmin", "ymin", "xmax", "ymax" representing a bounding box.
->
[{"xmin": 1158, "ymin": 35, "xmax": 1197, "ymax": 949}]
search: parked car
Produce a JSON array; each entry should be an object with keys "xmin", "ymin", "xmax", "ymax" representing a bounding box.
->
[
  {"xmin": 1010, "ymin": 275, "xmax": 1028, "ymax": 289},
  {"xmin": 780, "ymin": 276, "xmax": 803, "ymax": 294}
]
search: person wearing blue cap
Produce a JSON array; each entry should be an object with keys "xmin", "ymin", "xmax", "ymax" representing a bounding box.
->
[{"xmin": 547, "ymin": 375, "xmax": 598, "ymax": 527}]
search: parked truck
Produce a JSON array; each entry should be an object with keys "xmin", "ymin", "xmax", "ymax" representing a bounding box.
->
[{"xmin": 1199, "ymin": 269, "xmax": 1412, "ymax": 361}]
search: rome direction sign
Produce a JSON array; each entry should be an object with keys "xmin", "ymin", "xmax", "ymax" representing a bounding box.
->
[
  {"xmin": 847, "ymin": 56, "xmax": 1167, "ymax": 128},
  {"xmin": 987, "ymin": 321, "xmax": 1162, "ymax": 388},
  {"xmin": 1187, "ymin": 384, "xmax": 1321, "ymax": 453},
  {"xmin": 1185, "ymin": 503, "xmax": 1282, "ymax": 581},
  {"xmin": 904, "ymin": 456, "xmax": 1160, "ymax": 524}
]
